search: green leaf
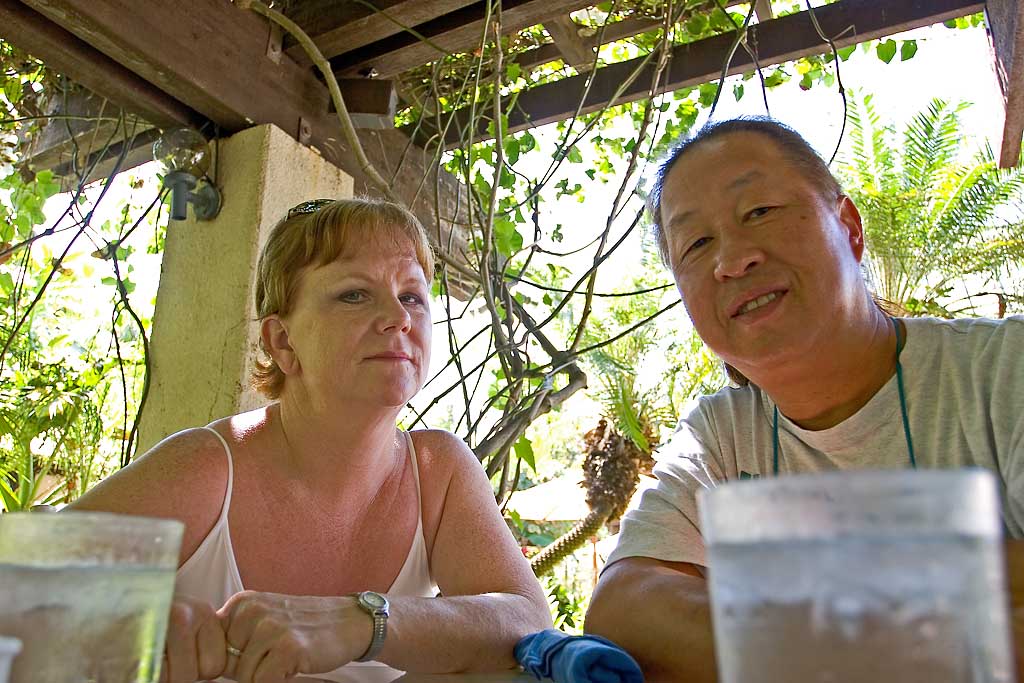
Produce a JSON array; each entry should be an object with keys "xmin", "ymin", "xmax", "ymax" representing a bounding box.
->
[
  {"xmin": 493, "ymin": 217, "xmax": 523, "ymax": 256},
  {"xmin": 520, "ymin": 131, "xmax": 537, "ymax": 154},
  {"xmin": 505, "ymin": 138, "xmax": 520, "ymax": 165},
  {"xmin": 698, "ymin": 83, "xmax": 718, "ymax": 107},
  {"xmin": 876, "ymin": 40, "xmax": 897, "ymax": 64},
  {"xmin": 900, "ymin": 40, "xmax": 918, "ymax": 61},
  {"xmin": 0, "ymin": 271, "xmax": 13, "ymax": 295},
  {"xmin": 685, "ymin": 13, "xmax": 708, "ymax": 35},
  {"xmin": 567, "ymin": 145, "xmax": 583, "ymax": 163},
  {"xmin": 513, "ymin": 435, "xmax": 536, "ymax": 472},
  {"xmin": 505, "ymin": 62, "xmax": 522, "ymax": 82},
  {"xmin": 733, "ymin": 83, "xmax": 744, "ymax": 101},
  {"xmin": 838, "ymin": 45, "xmax": 856, "ymax": 61}
]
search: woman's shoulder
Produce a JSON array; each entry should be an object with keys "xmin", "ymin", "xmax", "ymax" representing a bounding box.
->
[
  {"xmin": 408, "ymin": 428, "xmax": 478, "ymax": 471},
  {"xmin": 70, "ymin": 426, "xmax": 232, "ymax": 533}
]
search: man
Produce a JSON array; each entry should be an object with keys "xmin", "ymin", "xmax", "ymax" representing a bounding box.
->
[{"xmin": 584, "ymin": 117, "xmax": 1024, "ymax": 681}]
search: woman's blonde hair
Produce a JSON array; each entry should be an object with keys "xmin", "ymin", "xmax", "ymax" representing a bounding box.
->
[{"xmin": 252, "ymin": 197, "xmax": 435, "ymax": 398}]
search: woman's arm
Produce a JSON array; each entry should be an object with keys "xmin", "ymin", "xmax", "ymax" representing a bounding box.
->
[
  {"xmin": 217, "ymin": 430, "xmax": 551, "ymax": 679},
  {"xmin": 377, "ymin": 430, "xmax": 551, "ymax": 672}
]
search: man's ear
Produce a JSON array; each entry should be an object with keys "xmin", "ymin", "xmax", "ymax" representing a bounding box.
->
[
  {"xmin": 260, "ymin": 316, "xmax": 299, "ymax": 375},
  {"xmin": 837, "ymin": 195, "xmax": 865, "ymax": 262}
]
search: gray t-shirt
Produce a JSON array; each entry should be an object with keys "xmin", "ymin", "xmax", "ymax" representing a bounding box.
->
[{"xmin": 607, "ymin": 316, "xmax": 1024, "ymax": 569}]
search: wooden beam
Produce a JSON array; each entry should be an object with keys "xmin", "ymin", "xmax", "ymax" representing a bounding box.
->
[
  {"xmin": 18, "ymin": 0, "xmax": 330, "ymax": 134},
  {"xmin": 0, "ymin": 0, "xmax": 205, "ymax": 130},
  {"xmin": 6, "ymin": 0, "xmax": 469, "ymax": 266},
  {"xmin": 542, "ymin": 15, "xmax": 596, "ymax": 71},
  {"xmin": 286, "ymin": 0, "xmax": 480, "ymax": 64},
  {"xmin": 509, "ymin": 1, "xmax": 747, "ymax": 73},
  {"xmin": 338, "ymin": 79, "xmax": 399, "ymax": 129},
  {"xmin": 421, "ymin": 0, "xmax": 984, "ymax": 146},
  {"xmin": 330, "ymin": 0, "xmax": 595, "ymax": 79},
  {"xmin": 754, "ymin": 0, "xmax": 774, "ymax": 22},
  {"xmin": 16, "ymin": 87, "xmax": 158, "ymax": 188},
  {"xmin": 986, "ymin": 0, "xmax": 1024, "ymax": 167},
  {"xmin": 512, "ymin": 15, "xmax": 661, "ymax": 71}
]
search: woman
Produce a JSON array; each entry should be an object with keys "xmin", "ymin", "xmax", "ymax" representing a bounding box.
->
[{"xmin": 72, "ymin": 198, "xmax": 551, "ymax": 683}]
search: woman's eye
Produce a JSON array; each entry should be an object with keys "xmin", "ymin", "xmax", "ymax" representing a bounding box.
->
[{"xmin": 339, "ymin": 290, "xmax": 367, "ymax": 303}]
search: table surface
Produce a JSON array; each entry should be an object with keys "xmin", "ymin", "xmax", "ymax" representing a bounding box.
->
[{"xmin": 293, "ymin": 674, "xmax": 542, "ymax": 682}]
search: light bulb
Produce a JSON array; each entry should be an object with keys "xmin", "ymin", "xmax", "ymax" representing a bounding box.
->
[{"xmin": 153, "ymin": 128, "xmax": 211, "ymax": 177}]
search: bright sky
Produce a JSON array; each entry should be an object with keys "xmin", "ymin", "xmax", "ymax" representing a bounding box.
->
[{"xmin": 712, "ymin": 22, "xmax": 1005, "ymax": 162}]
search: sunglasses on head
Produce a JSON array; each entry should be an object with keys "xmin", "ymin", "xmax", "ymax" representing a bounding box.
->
[{"xmin": 286, "ymin": 198, "xmax": 335, "ymax": 220}]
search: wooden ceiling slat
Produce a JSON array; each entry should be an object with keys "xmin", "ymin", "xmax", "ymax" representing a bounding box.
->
[
  {"xmin": 0, "ymin": 0, "xmax": 204, "ymax": 130},
  {"xmin": 986, "ymin": 0, "xmax": 1024, "ymax": 167},
  {"xmin": 423, "ymin": 0, "xmax": 985, "ymax": 147},
  {"xmin": 330, "ymin": 0, "xmax": 595, "ymax": 79},
  {"xmin": 18, "ymin": 0, "xmax": 329, "ymax": 133},
  {"xmin": 287, "ymin": 0, "xmax": 480, "ymax": 64},
  {"xmin": 4, "ymin": 0, "xmax": 469, "ymax": 254},
  {"xmin": 543, "ymin": 15, "xmax": 596, "ymax": 71},
  {"xmin": 511, "ymin": 15, "xmax": 662, "ymax": 71}
]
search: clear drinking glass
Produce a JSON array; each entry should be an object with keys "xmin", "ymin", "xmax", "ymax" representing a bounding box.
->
[
  {"xmin": 0, "ymin": 637, "xmax": 21, "ymax": 683},
  {"xmin": 0, "ymin": 511, "xmax": 183, "ymax": 683},
  {"xmin": 698, "ymin": 469, "xmax": 1015, "ymax": 683}
]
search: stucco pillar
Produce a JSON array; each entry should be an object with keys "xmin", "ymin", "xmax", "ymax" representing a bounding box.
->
[{"xmin": 138, "ymin": 124, "xmax": 353, "ymax": 452}]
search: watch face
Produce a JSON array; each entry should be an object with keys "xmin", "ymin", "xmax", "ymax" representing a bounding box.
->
[{"xmin": 362, "ymin": 592, "xmax": 387, "ymax": 609}]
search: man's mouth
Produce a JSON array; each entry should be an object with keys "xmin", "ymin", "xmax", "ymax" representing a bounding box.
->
[{"xmin": 735, "ymin": 291, "xmax": 783, "ymax": 317}]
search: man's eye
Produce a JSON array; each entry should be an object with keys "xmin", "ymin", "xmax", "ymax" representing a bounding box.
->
[
  {"xmin": 684, "ymin": 236, "xmax": 711, "ymax": 257},
  {"xmin": 748, "ymin": 206, "xmax": 773, "ymax": 219},
  {"xmin": 400, "ymin": 293, "xmax": 425, "ymax": 305}
]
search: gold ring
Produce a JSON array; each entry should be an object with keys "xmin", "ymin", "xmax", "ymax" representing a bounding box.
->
[{"xmin": 226, "ymin": 644, "xmax": 243, "ymax": 657}]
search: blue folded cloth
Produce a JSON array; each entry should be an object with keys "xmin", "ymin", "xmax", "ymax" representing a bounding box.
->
[{"xmin": 514, "ymin": 629, "xmax": 644, "ymax": 683}]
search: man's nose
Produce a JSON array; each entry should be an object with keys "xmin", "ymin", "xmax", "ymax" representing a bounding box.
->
[{"xmin": 712, "ymin": 229, "xmax": 766, "ymax": 282}]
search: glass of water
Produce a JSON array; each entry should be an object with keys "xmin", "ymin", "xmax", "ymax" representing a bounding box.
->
[
  {"xmin": 0, "ymin": 511, "xmax": 183, "ymax": 683},
  {"xmin": 698, "ymin": 469, "xmax": 1015, "ymax": 683}
]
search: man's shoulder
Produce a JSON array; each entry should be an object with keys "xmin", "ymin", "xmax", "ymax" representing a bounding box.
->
[
  {"xmin": 905, "ymin": 314, "xmax": 1024, "ymax": 337},
  {"xmin": 684, "ymin": 380, "xmax": 766, "ymax": 426},
  {"xmin": 905, "ymin": 315, "xmax": 1024, "ymax": 361}
]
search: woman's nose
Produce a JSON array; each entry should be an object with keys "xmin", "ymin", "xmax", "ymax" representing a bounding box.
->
[{"xmin": 376, "ymin": 297, "xmax": 412, "ymax": 333}]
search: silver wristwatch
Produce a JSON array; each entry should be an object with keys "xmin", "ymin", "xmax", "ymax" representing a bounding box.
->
[{"xmin": 354, "ymin": 591, "xmax": 389, "ymax": 662}]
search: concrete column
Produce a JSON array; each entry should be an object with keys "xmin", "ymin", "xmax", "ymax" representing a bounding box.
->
[{"xmin": 138, "ymin": 124, "xmax": 353, "ymax": 452}]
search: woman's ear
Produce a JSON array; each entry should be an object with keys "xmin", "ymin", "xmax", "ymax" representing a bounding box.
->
[{"xmin": 261, "ymin": 316, "xmax": 299, "ymax": 375}]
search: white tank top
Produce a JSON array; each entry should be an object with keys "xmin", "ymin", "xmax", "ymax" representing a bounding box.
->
[{"xmin": 176, "ymin": 427, "xmax": 436, "ymax": 682}]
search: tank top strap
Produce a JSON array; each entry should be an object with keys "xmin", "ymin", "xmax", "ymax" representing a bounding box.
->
[
  {"xmin": 403, "ymin": 430, "xmax": 422, "ymax": 503},
  {"xmin": 201, "ymin": 426, "xmax": 234, "ymax": 524}
]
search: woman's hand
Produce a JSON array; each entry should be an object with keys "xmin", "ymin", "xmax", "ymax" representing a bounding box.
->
[
  {"xmin": 217, "ymin": 591, "xmax": 373, "ymax": 683},
  {"xmin": 161, "ymin": 595, "xmax": 230, "ymax": 683}
]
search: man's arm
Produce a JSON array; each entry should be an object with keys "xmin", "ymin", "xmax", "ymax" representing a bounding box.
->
[
  {"xmin": 1005, "ymin": 540, "xmax": 1024, "ymax": 668},
  {"xmin": 584, "ymin": 556, "xmax": 718, "ymax": 683}
]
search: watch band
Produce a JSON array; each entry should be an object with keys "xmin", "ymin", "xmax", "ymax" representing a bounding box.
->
[{"xmin": 354, "ymin": 591, "xmax": 389, "ymax": 662}]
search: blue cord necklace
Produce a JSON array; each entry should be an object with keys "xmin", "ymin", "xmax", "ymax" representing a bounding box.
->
[{"xmin": 772, "ymin": 317, "xmax": 916, "ymax": 476}]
